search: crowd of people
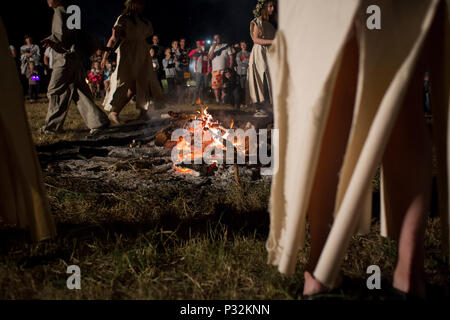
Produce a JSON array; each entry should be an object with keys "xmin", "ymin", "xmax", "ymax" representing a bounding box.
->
[
  {"xmin": 9, "ymin": 28, "xmax": 255, "ymax": 111},
  {"xmin": 7, "ymin": 0, "xmax": 278, "ymax": 135}
]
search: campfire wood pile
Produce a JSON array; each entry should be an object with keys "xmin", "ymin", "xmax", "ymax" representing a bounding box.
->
[
  {"xmin": 39, "ymin": 107, "xmax": 274, "ymax": 192},
  {"xmin": 133, "ymin": 106, "xmax": 274, "ymax": 183}
]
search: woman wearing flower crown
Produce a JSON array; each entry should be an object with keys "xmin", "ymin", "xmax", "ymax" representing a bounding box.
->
[{"xmin": 247, "ymin": 0, "xmax": 277, "ymax": 116}]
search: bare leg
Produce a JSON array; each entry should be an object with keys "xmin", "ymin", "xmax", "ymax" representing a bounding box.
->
[
  {"xmin": 214, "ymin": 88, "xmax": 220, "ymax": 103},
  {"xmin": 304, "ymin": 32, "xmax": 359, "ymax": 296},
  {"xmin": 383, "ymin": 70, "xmax": 431, "ymax": 298},
  {"xmin": 109, "ymin": 87, "xmax": 135, "ymax": 125},
  {"xmin": 382, "ymin": 16, "xmax": 437, "ymax": 299}
]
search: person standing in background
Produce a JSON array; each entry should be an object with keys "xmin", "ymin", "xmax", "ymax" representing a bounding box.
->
[
  {"xmin": 178, "ymin": 38, "xmax": 190, "ymax": 104},
  {"xmin": 9, "ymin": 44, "xmax": 20, "ymax": 73},
  {"xmin": 9, "ymin": 45, "xmax": 16, "ymax": 58},
  {"xmin": 208, "ymin": 34, "xmax": 233, "ymax": 105},
  {"xmin": 151, "ymin": 34, "xmax": 164, "ymax": 87},
  {"xmin": 103, "ymin": 62, "xmax": 115, "ymax": 96},
  {"xmin": 20, "ymin": 35, "xmax": 41, "ymax": 76},
  {"xmin": 236, "ymin": 41, "xmax": 250, "ymax": 108},
  {"xmin": 189, "ymin": 40, "xmax": 210, "ymax": 106},
  {"xmin": 163, "ymin": 47, "xmax": 180, "ymax": 102},
  {"xmin": 223, "ymin": 68, "xmax": 241, "ymax": 109},
  {"xmin": 150, "ymin": 47, "xmax": 160, "ymax": 75},
  {"xmin": 26, "ymin": 61, "xmax": 40, "ymax": 103},
  {"xmin": 247, "ymin": 0, "xmax": 276, "ymax": 117},
  {"xmin": 171, "ymin": 40, "xmax": 181, "ymax": 58},
  {"xmin": 231, "ymin": 44, "xmax": 240, "ymax": 72},
  {"xmin": 151, "ymin": 35, "xmax": 164, "ymax": 59}
]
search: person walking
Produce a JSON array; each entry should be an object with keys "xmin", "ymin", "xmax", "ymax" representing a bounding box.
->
[
  {"xmin": 41, "ymin": 0, "xmax": 110, "ymax": 135},
  {"xmin": 102, "ymin": 0, "xmax": 165, "ymax": 124}
]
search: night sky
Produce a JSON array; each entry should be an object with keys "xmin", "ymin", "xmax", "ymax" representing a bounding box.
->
[{"xmin": 2, "ymin": 0, "xmax": 256, "ymax": 51}]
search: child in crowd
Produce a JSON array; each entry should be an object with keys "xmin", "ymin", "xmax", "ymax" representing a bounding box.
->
[
  {"xmin": 236, "ymin": 41, "xmax": 250, "ymax": 107},
  {"xmin": 26, "ymin": 61, "xmax": 40, "ymax": 103},
  {"xmin": 150, "ymin": 48, "xmax": 160, "ymax": 75},
  {"xmin": 163, "ymin": 48, "xmax": 180, "ymax": 102},
  {"xmin": 223, "ymin": 68, "xmax": 240, "ymax": 109},
  {"xmin": 103, "ymin": 62, "xmax": 115, "ymax": 95},
  {"xmin": 88, "ymin": 61, "xmax": 103, "ymax": 99}
]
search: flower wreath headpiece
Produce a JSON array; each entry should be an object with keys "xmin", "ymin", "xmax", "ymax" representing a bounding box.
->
[{"xmin": 253, "ymin": 0, "xmax": 269, "ymax": 18}]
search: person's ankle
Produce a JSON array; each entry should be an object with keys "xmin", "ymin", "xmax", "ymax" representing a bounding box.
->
[
  {"xmin": 393, "ymin": 268, "xmax": 426, "ymax": 298},
  {"xmin": 303, "ymin": 271, "xmax": 329, "ymax": 296}
]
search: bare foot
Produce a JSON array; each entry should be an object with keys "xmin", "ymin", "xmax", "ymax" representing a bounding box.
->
[
  {"xmin": 303, "ymin": 271, "xmax": 345, "ymax": 297},
  {"xmin": 303, "ymin": 271, "xmax": 329, "ymax": 296},
  {"xmin": 108, "ymin": 112, "xmax": 121, "ymax": 125}
]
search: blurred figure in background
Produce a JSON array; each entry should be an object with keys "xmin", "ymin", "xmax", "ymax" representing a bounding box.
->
[
  {"xmin": 20, "ymin": 35, "xmax": 40, "ymax": 76},
  {"xmin": 424, "ymin": 72, "xmax": 431, "ymax": 114},
  {"xmin": 223, "ymin": 68, "xmax": 240, "ymax": 109},
  {"xmin": 208, "ymin": 34, "xmax": 233, "ymax": 104},
  {"xmin": 9, "ymin": 44, "xmax": 16, "ymax": 58},
  {"xmin": 177, "ymin": 38, "xmax": 190, "ymax": 104},
  {"xmin": 236, "ymin": 41, "xmax": 250, "ymax": 108},
  {"xmin": 25, "ymin": 61, "xmax": 40, "ymax": 103},
  {"xmin": 189, "ymin": 40, "xmax": 210, "ymax": 106},
  {"xmin": 163, "ymin": 47, "xmax": 180, "ymax": 102},
  {"xmin": 88, "ymin": 61, "xmax": 104, "ymax": 99},
  {"xmin": 103, "ymin": 62, "xmax": 115, "ymax": 95},
  {"xmin": 151, "ymin": 34, "xmax": 164, "ymax": 87},
  {"xmin": 150, "ymin": 47, "xmax": 160, "ymax": 76}
]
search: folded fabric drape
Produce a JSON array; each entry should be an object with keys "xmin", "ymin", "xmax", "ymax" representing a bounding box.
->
[{"xmin": 267, "ymin": 0, "xmax": 450, "ymax": 288}]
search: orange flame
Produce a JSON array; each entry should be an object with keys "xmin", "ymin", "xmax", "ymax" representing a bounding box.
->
[{"xmin": 173, "ymin": 104, "xmax": 238, "ymax": 176}]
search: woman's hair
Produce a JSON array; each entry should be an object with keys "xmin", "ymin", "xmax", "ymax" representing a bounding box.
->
[
  {"xmin": 260, "ymin": 1, "xmax": 274, "ymax": 21},
  {"xmin": 122, "ymin": 0, "xmax": 148, "ymax": 25}
]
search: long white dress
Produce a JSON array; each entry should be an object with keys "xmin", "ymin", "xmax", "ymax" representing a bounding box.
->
[
  {"xmin": 247, "ymin": 17, "xmax": 277, "ymax": 105},
  {"xmin": 104, "ymin": 14, "xmax": 164, "ymax": 113},
  {"xmin": 267, "ymin": 0, "xmax": 450, "ymax": 288}
]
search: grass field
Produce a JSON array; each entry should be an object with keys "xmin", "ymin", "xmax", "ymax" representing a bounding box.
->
[{"xmin": 0, "ymin": 99, "xmax": 448, "ymax": 300}]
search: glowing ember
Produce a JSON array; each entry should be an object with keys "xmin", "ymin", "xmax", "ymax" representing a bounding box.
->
[{"xmin": 174, "ymin": 166, "xmax": 200, "ymax": 177}]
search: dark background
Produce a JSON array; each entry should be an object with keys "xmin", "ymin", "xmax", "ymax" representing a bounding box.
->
[{"xmin": 2, "ymin": 0, "xmax": 255, "ymax": 50}]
